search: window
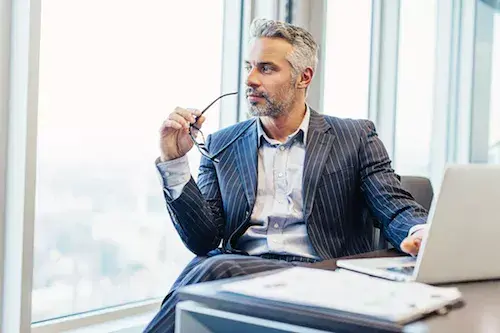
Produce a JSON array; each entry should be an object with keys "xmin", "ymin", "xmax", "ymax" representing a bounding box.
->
[
  {"xmin": 488, "ymin": 10, "xmax": 500, "ymax": 163},
  {"xmin": 394, "ymin": 0, "xmax": 437, "ymax": 176},
  {"xmin": 322, "ymin": 0, "xmax": 372, "ymax": 119},
  {"xmin": 33, "ymin": 0, "xmax": 224, "ymax": 322}
]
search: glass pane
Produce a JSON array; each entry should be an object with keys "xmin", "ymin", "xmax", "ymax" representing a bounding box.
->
[
  {"xmin": 488, "ymin": 11, "xmax": 500, "ymax": 163},
  {"xmin": 394, "ymin": 0, "xmax": 437, "ymax": 176},
  {"xmin": 322, "ymin": 0, "xmax": 372, "ymax": 119},
  {"xmin": 33, "ymin": 0, "xmax": 224, "ymax": 322}
]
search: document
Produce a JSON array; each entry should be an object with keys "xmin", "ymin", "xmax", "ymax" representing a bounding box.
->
[{"xmin": 220, "ymin": 267, "xmax": 462, "ymax": 324}]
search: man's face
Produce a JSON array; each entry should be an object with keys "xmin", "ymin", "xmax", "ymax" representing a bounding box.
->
[{"xmin": 245, "ymin": 37, "xmax": 298, "ymax": 118}]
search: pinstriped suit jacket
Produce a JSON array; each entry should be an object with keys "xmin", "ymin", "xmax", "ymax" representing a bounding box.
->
[{"xmin": 164, "ymin": 110, "xmax": 428, "ymax": 259}]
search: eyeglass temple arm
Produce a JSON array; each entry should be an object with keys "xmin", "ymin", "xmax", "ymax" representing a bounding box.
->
[
  {"xmin": 191, "ymin": 91, "xmax": 239, "ymax": 131},
  {"xmin": 199, "ymin": 91, "xmax": 239, "ymax": 117}
]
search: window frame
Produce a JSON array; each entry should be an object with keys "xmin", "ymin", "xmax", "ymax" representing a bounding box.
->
[
  {"xmin": 0, "ymin": 0, "xmax": 280, "ymax": 331},
  {"xmin": 1, "ymin": 0, "xmax": 41, "ymax": 331},
  {"xmin": 469, "ymin": 0, "xmax": 497, "ymax": 163},
  {"xmin": 31, "ymin": 299, "xmax": 160, "ymax": 333},
  {"xmin": 430, "ymin": 0, "xmax": 488, "ymax": 188}
]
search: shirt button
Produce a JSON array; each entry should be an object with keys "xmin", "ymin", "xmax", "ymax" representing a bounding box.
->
[
  {"xmin": 273, "ymin": 223, "xmax": 279, "ymax": 229},
  {"xmin": 278, "ymin": 172, "xmax": 283, "ymax": 178},
  {"xmin": 279, "ymin": 146, "xmax": 285, "ymax": 151},
  {"xmin": 165, "ymin": 172, "xmax": 170, "ymax": 176}
]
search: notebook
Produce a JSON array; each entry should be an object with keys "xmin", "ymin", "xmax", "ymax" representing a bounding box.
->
[{"xmin": 220, "ymin": 267, "xmax": 463, "ymax": 325}]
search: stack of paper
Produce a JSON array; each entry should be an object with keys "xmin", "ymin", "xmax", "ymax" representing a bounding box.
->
[{"xmin": 220, "ymin": 267, "xmax": 462, "ymax": 324}]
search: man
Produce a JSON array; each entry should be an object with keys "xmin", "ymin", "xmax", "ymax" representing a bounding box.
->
[{"xmin": 145, "ymin": 18, "xmax": 428, "ymax": 332}]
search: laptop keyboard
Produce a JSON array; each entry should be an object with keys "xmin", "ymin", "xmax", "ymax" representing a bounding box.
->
[{"xmin": 385, "ymin": 266, "xmax": 415, "ymax": 275}]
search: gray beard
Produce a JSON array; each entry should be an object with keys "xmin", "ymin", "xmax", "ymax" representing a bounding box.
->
[
  {"xmin": 247, "ymin": 100, "xmax": 283, "ymax": 118},
  {"xmin": 246, "ymin": 90, "xmax": 295, "ymax": 118}
]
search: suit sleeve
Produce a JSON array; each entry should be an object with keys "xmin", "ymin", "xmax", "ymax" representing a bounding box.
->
[
  {"xmin": 163, "ymin": 135, "xmax": 225, "ymax": 255},
  {"xmin": 358, "ymin": 120, "xmax": 428, "ymax": 249}
]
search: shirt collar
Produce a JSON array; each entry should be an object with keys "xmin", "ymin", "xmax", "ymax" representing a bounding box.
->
[{"xmin": 256, "ymin": 105, "xmax": 311, "ymax": 148}]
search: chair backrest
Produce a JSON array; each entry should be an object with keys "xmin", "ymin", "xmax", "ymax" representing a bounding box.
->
[
  {"xmin": 400, "ymin": 176, "xmax": 434, "ymax": 211},
  {"xmin": 372, "ymin": 175, "xmax": 434, "ymax": 249}
]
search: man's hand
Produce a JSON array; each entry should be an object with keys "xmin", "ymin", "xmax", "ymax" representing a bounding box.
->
[
  {"xmin": 400, "ymin": 228, "xmax": 427, "ymax": 256},
  {"xmin": 159, "ymin": 107, "xmax": 206, "ymax": 162}
]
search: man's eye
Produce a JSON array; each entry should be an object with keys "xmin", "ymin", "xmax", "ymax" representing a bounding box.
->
[
  {"xmin": 245, "ymin": 65, "xmax": 252, "ymax": 72},
  {"xmin": 262, "ymin": 65, "xmax": 273, "ymax": 73}
]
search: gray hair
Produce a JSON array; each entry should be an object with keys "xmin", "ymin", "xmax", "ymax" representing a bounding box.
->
[{"xmin": 249, "ymin": 18, "xmax": 318, "ymax": 79}]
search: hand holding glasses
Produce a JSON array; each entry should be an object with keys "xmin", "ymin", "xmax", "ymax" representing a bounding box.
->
[
  {"xmin": 159, "ymin": 92, "xmax": 238, "ymax": 163},
  {"xmin": 189, "ymin": 92, "xmax": 239, "ymax": 163}
]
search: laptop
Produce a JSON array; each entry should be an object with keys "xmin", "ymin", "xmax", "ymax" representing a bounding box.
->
[{"xmin": 337, "ymin": 164, "xmax": 500, "ymax": 284}]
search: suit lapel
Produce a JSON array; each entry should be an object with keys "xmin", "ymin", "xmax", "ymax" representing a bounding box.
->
[
  {"xmin": 231, "ymin": 111, "xmax": 334, "ymax": 218},
  {"xmin": 303, "ymin": 111, "xmax": 335, "ymax": 219},
  {"xmin": 235, "ymin": 121, "xmax": 258, "ymax": 209}
]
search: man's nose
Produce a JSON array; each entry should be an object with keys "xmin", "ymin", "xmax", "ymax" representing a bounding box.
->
[{"xmin": 245, "ymin": 67, "xmax": 261, "ymax": 88}]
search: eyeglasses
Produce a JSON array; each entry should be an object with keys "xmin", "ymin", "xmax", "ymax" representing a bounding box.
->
[{"xmin": 189, "ymin": 92, "xmax": 239, "ymax": 163}]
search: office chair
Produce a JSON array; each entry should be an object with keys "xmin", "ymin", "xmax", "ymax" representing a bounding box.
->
[{"xmin": 372, "ymin": 175, "xmax": 434, "ymax": 250}]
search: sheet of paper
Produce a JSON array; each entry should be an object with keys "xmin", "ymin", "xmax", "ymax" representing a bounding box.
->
[{"xmin": 220, "ymin": 267, "xmax": 462, "ymax": 323}]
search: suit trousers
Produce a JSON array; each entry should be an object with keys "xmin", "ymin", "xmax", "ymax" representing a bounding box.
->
[{"xmin": 143, "ymin": 253, "xmax": 316, "ymax": 333}]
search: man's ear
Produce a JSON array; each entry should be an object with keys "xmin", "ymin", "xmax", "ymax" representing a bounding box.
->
[{"xmin": 296, "ymin": 67, "xmax": 314, "ymax": 90}]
